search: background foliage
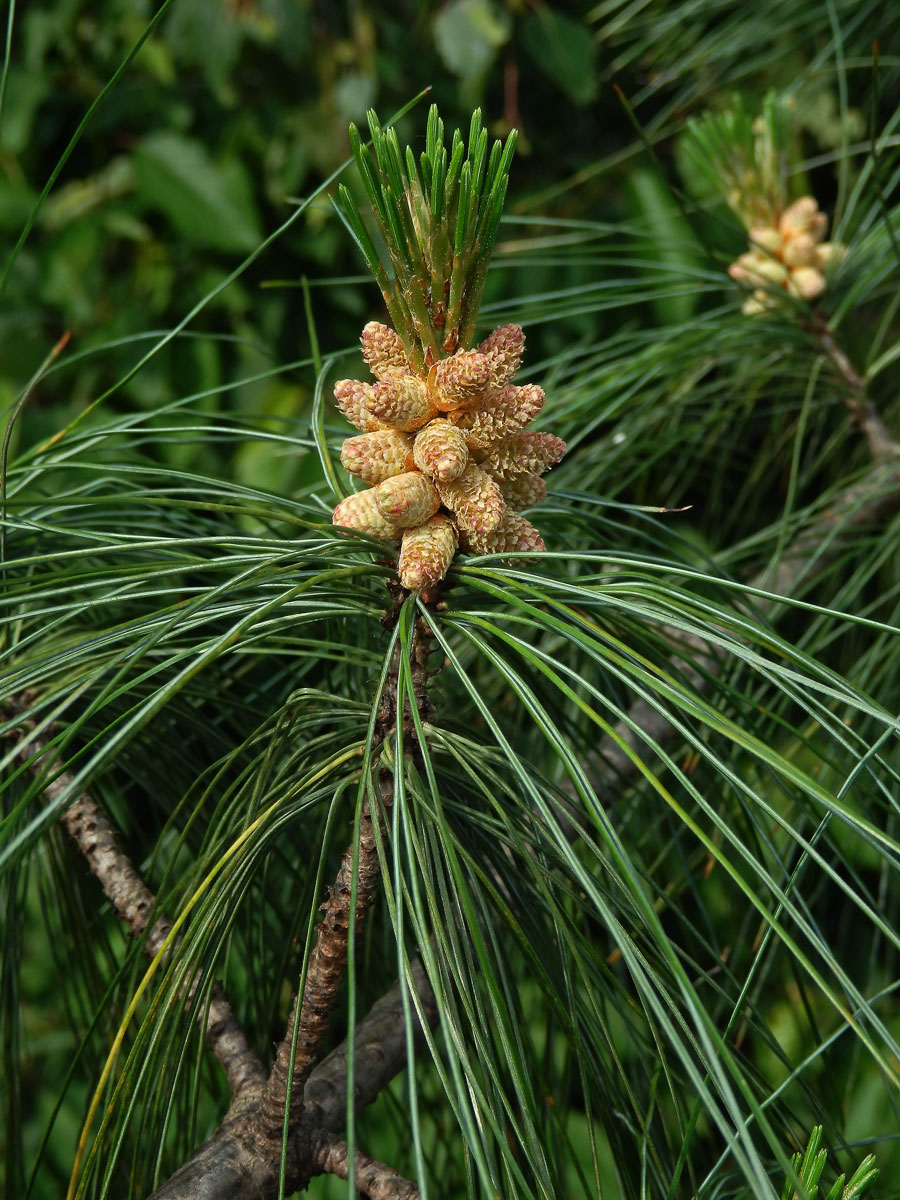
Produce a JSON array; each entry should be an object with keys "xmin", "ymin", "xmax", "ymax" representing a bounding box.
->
[{"xmin": 4, "ymin": 1, "xmax": 900, "ymax": 1198}]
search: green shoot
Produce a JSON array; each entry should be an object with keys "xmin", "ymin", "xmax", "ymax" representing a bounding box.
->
[{"xmin": 332, "ymin": 104, "xmax": 517, "ymax": 371}]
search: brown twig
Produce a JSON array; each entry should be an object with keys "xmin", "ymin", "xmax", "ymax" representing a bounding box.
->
[
  {"xmin": 308, "ymin": 1134, "xmax": 420, "ymax": 1199},
  {"xmin": 258, "ymin": 772, "xmax": 391, "ymax": 1140},
  {"xmin": 597, "ymin": 453, "xmax": 900, "ymax": 786},
  {"xmin": 812, "ymin": 319, "xmax": 900, "ymax": 462},
  {"xmin": 147, "ymin": 601, "xmax": 438, "ymax": 1198},
  {"xmin": 9, "ymin": 718, "xmax": 265, "ymax": 1100},
  {"xmin": 148, "ymin": 959, "xmax": 437, "ymax": 1200},
  {"xmin": 259, "ymin": 607, "xmax": 434, "ymax": 1140}
]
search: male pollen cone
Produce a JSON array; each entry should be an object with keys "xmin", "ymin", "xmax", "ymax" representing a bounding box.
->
[{"xmin": 332, "ymin": 321, "xmax": 565, "ymax": 590}]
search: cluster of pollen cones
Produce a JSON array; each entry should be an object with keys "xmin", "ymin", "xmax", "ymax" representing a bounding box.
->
[
  {"xmin": 728, "ymin": 196, "xmax": 845, "ymax": 315},
  {"xmin": 332, "ymin": 321, "xmax": 565, "ymax": 592}
]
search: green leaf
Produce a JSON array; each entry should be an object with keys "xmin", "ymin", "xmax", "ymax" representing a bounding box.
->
[
  {"xmin": 333, "ymin": 73, "xmax": 378, "ymax": 122},
  {"xmin": 39, "ymin": 158, "xmax": 136, "ymax": 232},
  {"xmin": 133, "ymin": 132, "xmax": 262, "ymax": 254},
  {"xmin": 627, "ymin": 166, "xmax": 703, "ymax": 324},
  {"xmin": 521, "ymin": 9, "xmax": 598, "ymax": 107},
  {"xmin": 433, "ymin": 0, "xmax": 512, "ymax": 82},
  {"xmin": 0, "ymin": 173, "xmax": 39, "ymax": 234},
  {"xmin": 163, "ymin": 0, "xmax": 245, "ymax": 100},
  {"xmin": 0, "ymin": 66, "xmax": 50, "ymax": 155}
]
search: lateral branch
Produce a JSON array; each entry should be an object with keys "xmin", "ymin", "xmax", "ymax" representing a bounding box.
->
[
  {"xmin": 814, "ymin": 320, "xmax": 900, "ymax": 462},
  {"xmin": 149, "ymin": 959, "xmax": 436, "ymax": 1200},
  {"xmin": 10, "ymin": 718, "xmax": 265, "ymax": 1100},
  {"xmin": 599, "ymin": 429, "xmax": 900, "ymax": 787}
]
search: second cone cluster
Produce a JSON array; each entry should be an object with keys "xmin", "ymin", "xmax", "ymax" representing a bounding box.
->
[{"xmin": 728, "ymin": 196, "xmax": 844, "ymax": 315}]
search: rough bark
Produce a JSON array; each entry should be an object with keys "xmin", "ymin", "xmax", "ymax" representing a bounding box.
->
[
  {"xmin": 256, "ymin": 605, "xmax": 434, "ymax": 1138},
  {"xmin": 10, "ymin": 720, "xmax": 265, "ymax": 1098},
  {"xmin": 148, "ymin": 959, "xmax": 437, "ymax": 1200},
  {"xmin": 148, "ymin": 602, "xmax": 438, "ymax": 1198},
  {"xmin": 258, "ymin": 775, "xmax": 392, "ymax": 1141},
  {"xmin": 308, "ymin": 1134, "xmax": 421, "ymax": 1199}
]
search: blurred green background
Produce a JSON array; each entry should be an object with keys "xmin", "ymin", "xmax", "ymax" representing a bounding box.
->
[
  {"xmin": 4, "ymin": 0, "xmax": 893, "ymax": 492},
  {"xmin": 2, "ymin": 0, "xmax": 611, "ymax": 483}
]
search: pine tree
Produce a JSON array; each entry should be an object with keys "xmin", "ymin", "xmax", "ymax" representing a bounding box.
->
[{"xmin": 3, "ymin": 16, "xmax": 900, "ymax": 1199}]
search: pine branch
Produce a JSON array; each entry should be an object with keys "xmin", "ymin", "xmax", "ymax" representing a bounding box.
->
[
  {"xmin": 810, "ymin": 319, "xmax": 900, "ymax": 462},
  {"xmin": 259, "ymin": 604, "xmax": 433, "ymax": 1139},
  {"xmin": 307, "ymin": 1133, "xmax": 420, "ymax": 1199},
  {"xmin": 7, "ymin": 712, "xmax": 265, "ymax": 1099},
  {"xmin": 598, "ymin": 451, "xmax": 900, "ymax": 785},
  {"xmin": 148, "ymin": 958, "xmax": 438, "ymax": 1200},
  {"xmin": 147, "ymin": 602, "xmax": 438, "ymax": 1198},
  {"xmin": 257, "ymin": 772, "xmax": 392, "ymax": 1140}
]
